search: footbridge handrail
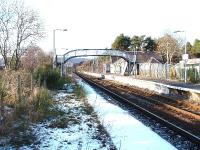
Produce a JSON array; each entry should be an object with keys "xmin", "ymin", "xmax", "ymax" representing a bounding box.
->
[{"xmin": 56, "ymin": 49, "xmax": 135, "ymax": 64}]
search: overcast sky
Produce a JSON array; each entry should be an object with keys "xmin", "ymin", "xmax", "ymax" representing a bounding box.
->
[{"xmin": 25, "ymin": 0, "xmax": 200, "ymax": 55}]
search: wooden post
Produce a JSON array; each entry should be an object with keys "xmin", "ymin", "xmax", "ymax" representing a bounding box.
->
[
  {"xmin": 30, "ymin": 73, "xmax": 33, "ymax": 91},
  {"xmin": 17, "ymin": 75, "xmax": 21, "ymax": 102}
]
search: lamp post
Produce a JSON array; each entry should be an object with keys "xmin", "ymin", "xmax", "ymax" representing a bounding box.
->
[
  {"xmin": 173, "ymin": 30, "xmax": 188, "ymax": 83},
  {"xmin": 53, "ymin": 28, "xmax": 67, "ymax": 69},
  {"xmin": 133, "ymin": 47, "xmax": 136, "ymax": 77}
]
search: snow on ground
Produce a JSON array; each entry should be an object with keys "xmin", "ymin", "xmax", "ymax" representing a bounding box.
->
[
  {"xmin": 79, "ymin": 79, "xmax": 177, "ymax": 150},
  {"xmin": 27, "ymin": 92, "xmax": 114, "ymax": 150},
  {"xmin": 0, "ymin": 91, "xmax": 115, "ymax": 150},
  {"xmin": 1, "ymin": 79, "xmax": 178, "ymax": 150}
]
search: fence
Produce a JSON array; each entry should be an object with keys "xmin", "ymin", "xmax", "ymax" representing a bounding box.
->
[
  {"xmin": 0, "ymin": 71, "xmax": 33, "ymax": 105},
  {"xmin": 138, "ymin": 62, "xmax": 200, "ymax": 83}
]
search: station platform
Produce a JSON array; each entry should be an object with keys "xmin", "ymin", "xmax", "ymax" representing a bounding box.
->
[
  {"xmin": 80, "ymin": 72, "xmax": 200, "ymax": 102},
  {"xmin": 134, "ymin": 77, "xmax": 200, "ymax": 94}
]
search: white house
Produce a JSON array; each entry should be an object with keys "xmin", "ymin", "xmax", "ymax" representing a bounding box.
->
[
  {"xmin": 103, "ymin": 51, "xmax": 164, "ymax": 76},
  {"xmin": 110, "ymin": 58, "xmax": 128, "ymax": 75}
]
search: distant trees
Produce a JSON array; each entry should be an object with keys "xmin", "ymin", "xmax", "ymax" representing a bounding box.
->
[
  {"xmin": 111, "ymin": 34, "xmax": 131, "ymax": 50},
  {"xmin": 142, "ymin": 37, "xmax": 156, "ymax": 52},
  {"xmin": 191, "ymin": 39, "xmax": 200, "ymax": 58},
  {"xmin": 111, "ymin": 34, "xmax": 157, "ymax": 52},
  {"xmin": 130, "ymin": 35, "xmax": 145, "ymax": 51},
  {"xmin": 111, "ymin": 33, "xmax": 200, "ymax": 62},
  {"xmin": 130, "ymin": 36, "xmax": 156, "ymax": 52},
  {"xmin": 0, "ymin": 0, "xmax": 44, "ymax": 70},
  {"xmin": 186, "ymin": 42, "xmax": 192, "ymax": 56},
  {"xmin": 181, "ymin": 40, "xmax": 200, "ymax": 58}
]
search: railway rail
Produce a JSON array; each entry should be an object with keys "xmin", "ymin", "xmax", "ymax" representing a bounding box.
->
[
  {"xmin": 109, "ymin": 81, "xmax": 200, "ymax": 116},
  {"xmin": 102, "ymin": 80, "xmax": 200, "ymax": 118},
  {"xmin": 76, "ymin": 72, "xmax": 200, "ymax": 146}
]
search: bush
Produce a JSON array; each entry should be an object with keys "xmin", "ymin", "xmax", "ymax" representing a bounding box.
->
[
  {"xmin": 187, "ymin": 67, "xmax": 199, "ymax": 83},
  {"xmin": 169, "ymin": 66, "xmax": 176, "ymax": 80},
  {"xmin": 34, "ymin": 65, "xmax": 71, "ymax": 90},
  {"xmin": 46, "ymin": 69, "xmax": 61, "ymax": 89}
]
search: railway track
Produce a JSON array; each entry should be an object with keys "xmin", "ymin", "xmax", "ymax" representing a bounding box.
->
[
  {"xmin": 108, "ymin": 81, "xmax": 200, "ymax": 116},
  {"xmin": 101, "ymin": 80, "xmax": 200, "ymax": 118},
  {"xmin": 76, "ymin": 72, "xmax": 200, "ymax": 146}
]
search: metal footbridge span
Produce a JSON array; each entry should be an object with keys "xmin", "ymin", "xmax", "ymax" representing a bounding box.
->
[{"xmin": 55, "ymin": 49, "xmax": 135, "ymax": 64}]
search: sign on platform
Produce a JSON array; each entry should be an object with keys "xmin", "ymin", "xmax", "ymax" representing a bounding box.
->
[
  {"xmin": 132, "ymin": 55, "xmax": 136, "ymax": 62},
  {"xmin": 182, "ymin": 54, "xmax": 189, "ymax": 60}
]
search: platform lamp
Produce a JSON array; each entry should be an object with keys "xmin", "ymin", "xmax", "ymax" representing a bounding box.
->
[
  {"xmin": 173, "ymin": 30, "xmax": 188, "ymax": 83},
  {"xmin": 53, "ymin": 28, "xmax": 67, "ymax": 69}
]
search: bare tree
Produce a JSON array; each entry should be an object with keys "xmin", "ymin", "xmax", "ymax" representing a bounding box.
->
[
  {"xmin": 11, "ymin": 2, "xmax": 44, "ymax": 70},
  {"xmin": 156, "ymin": 34, "xmax": 181, "ymax": 64},
  {"xmin": 21, "ymin": 45, "xmax": 42, "ymax": 73},
  {"xmin": 0, "ymin": 0, "xmax": 44, "ymax": 70},
  {"xmin": 0, "ymin": 0, "xmax": 14, "ymax": 67},
  {"xmin": 37, "ymin": 51, "xmax": 53, "ymax": 67}
]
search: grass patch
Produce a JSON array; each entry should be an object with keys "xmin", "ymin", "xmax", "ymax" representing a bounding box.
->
[
  {"xmin": 32, "ymin": 88, "xmax": 52, "ymax": 112},
  {"xmin": 0, "ymin": 88, "xmax": 67, "ymax": 147},
  {"xmin": 49, "ymin": 116, "xmax": 80, "ymax": 128},
  {"xmin": 9, "ymin": 120, "xmax": 36, "ymax": 148},
  {"xmin": 13, "ymin": 87, "xmax": 68, "ymax": 123},
  {"xmin": 82, "ymin": 103, "xmax": 95, "ymax": 116},
  {"xmin": 27, "ymin": 88, "xmax": 65, "ymax": 122},
  {"xmin": 74, "ymin": 85, "xmax": 86, "ymax": 99}
]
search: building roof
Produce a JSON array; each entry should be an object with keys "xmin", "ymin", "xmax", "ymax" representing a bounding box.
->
[{"xmin": 125, "ymin": 51, "xmax": 164, "ymax": 63}]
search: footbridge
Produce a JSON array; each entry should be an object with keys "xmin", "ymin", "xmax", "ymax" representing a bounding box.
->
[{"xmin": 55, "ymin": 49, "xmax": 136, "ymax": 65}]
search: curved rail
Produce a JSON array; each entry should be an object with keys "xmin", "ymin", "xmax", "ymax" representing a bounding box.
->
[
  {"xmin": 76, "ymin": 72, "xmax": 200, "ymax": 145},
  {"xmin": 56, "ymin": 49, "xmax": 136, "ymax": 64}
]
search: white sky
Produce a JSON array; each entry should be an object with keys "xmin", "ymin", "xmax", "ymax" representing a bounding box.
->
[{"xmin": 25, "ymin": 0, "xmax": 200, "ymax": 55}]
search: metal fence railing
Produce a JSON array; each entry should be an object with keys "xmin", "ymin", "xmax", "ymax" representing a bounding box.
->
[{"xmin": 138, "ymin": 63, "xmax": 200, "ymax": 83}]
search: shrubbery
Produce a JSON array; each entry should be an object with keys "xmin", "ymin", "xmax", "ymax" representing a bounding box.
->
[
  {"xmin": 34, "ymin": 64, "xmax": 71, "ymax": 90},
  {"xmin": 28, "ymin": 87, "xmax": 56, "ymax": 122},
  {"xmin": 187, "ymin": 67, "xmax": 199, "ymax": 83},
  {"xmin": 169, "ymin": 66, "xmax": 176, "ymax": 80}
]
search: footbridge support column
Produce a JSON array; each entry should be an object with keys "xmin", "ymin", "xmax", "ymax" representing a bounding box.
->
[{"xmin": 128, "ymin": 61, "xmax": 131, "ymax": 75}]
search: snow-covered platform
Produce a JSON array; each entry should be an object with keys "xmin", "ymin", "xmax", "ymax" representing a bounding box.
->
[{"xmin": 80, "ymin": 72, "xmax": 200, "ymax": 102}]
